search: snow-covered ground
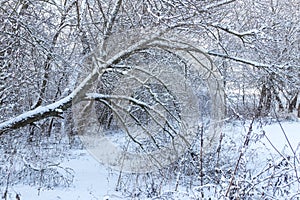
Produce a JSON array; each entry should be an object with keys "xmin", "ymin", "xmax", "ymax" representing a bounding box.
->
[
  {"xmin": 2, "ymin": 120, "xmax": 300, "ymax": 200},
  {"xmin": 5, "ymin": 150, "xmax": 123, "ymax": 200}
]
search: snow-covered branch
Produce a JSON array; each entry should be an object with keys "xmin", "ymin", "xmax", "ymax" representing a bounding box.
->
[
  {"xmin": 0, "ymin": 96, "xmax": 71, "ymax": 135},
  {"xmin": 105, "ymin": 0, "xmax": 122, "ymax": 37},
  {"xmin": 204, "ymin": 0, "xmax": 236, "ymax": 10},
  {"xmin": 84, "ymin": 93, "xmax": 150, "ymax": 108},
  {"xmin": 207, "ymin": 51, "xmax": 270, "ymax": 68},
  {"xmin": 210, "ymin": 23, "xmax": 259, "ymax": 38},
  {"xmin": 0, "ymin": 26, "xmax": 181, "ymax": 135}
]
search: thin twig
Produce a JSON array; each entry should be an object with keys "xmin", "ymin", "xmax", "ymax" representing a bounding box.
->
[{"xmin": 225, "ymin": 118, "xmax": 255, "ymax": 197}]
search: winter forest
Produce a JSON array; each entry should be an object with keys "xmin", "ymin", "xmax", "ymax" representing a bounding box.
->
[{"xmin": 0, "ymin": 0, "xmax": 300, "ymax": 199}]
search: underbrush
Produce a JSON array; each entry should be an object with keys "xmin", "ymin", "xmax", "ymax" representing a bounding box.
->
[
  {"xmin": 1, "ymin": 119, "xmax": 299, "ymax": 199},
  {"xmin": 114, "ymin": 119, "xmax": 300, "ymax": 199}
]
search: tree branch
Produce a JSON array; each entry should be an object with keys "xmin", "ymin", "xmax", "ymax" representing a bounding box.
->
[
  {"xmin": 207, "ymin": 51, "xmax": 270, "ymax": 68},
  {"xmin": 210, "ymin": 23, "xmax": 258, "ymax": 38},
  {"xmin": 0, "ymin": 26, "xmax": 176, "ymax": 135}
]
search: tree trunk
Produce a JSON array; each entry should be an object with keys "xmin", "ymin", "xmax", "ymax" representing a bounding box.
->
[
  {"xmin": 257, "ymin": 84, "xmax": 272, "ymax": 117},
  {"xmin": 288, "ymin": 93, "xmax": 298, "ymax": 113}
]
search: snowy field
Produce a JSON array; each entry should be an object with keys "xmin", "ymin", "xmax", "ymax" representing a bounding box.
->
[{"xmin": 2, "ymin": 120, "xmax": 300, "ymax": 200}]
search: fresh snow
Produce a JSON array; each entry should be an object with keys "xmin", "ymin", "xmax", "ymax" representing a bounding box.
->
[
  {"xmin": 1, "ymin": 120, "xmax": 299, "ymax": 199},
  {"xmin": 8, "ymin": 150, "xmax": 123, "ymax": 200}
]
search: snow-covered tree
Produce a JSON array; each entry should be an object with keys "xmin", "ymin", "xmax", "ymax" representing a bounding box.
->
[{"xmin": 0, "ymin": 0, "xmax": 299, "ymax": 198}]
